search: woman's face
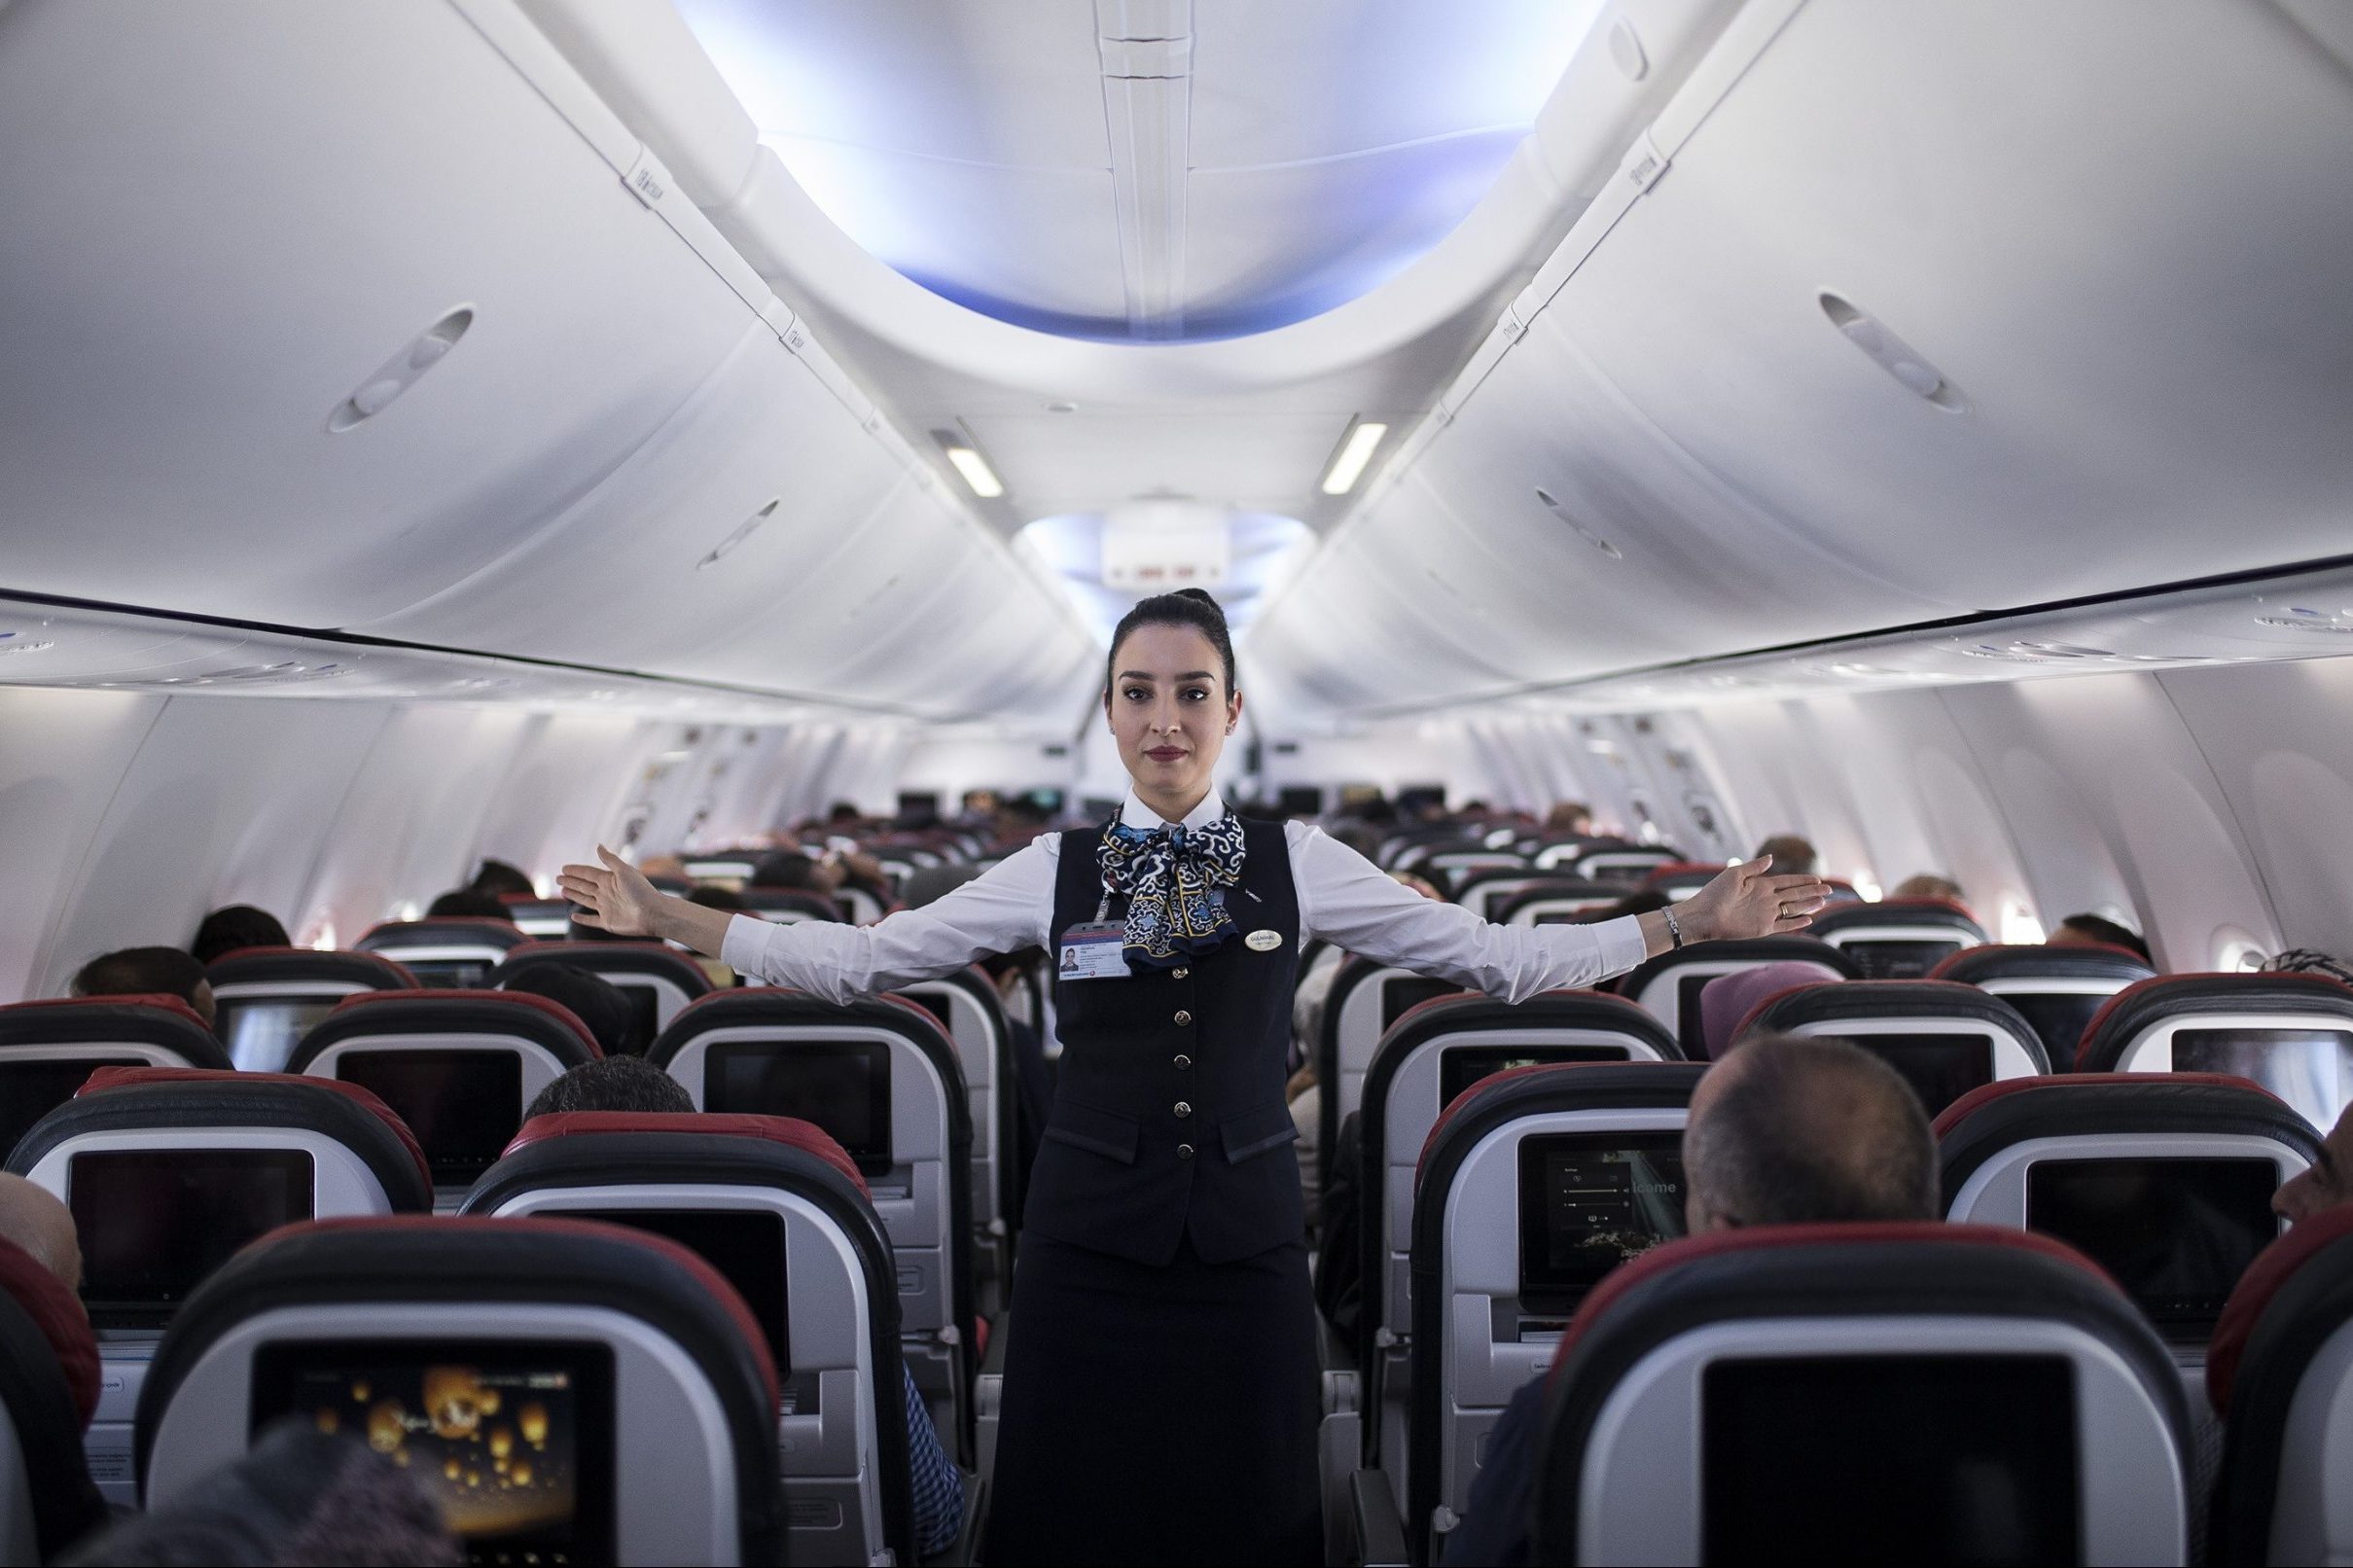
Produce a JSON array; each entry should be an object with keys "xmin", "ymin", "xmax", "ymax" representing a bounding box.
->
[{"xmin": 1104, "ymin": 622, "xmax": 1242, "ymax": 808}]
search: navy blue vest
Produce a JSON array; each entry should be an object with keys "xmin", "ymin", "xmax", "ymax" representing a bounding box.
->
[{"xmin": 1024, "ymin": 816, "xmax": 1304, "ymax": 1266}]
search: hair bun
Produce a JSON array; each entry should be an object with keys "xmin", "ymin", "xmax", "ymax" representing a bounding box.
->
[{"xmin": 1172, "ymin": 587, "xmax": 1225, "ymax": 615}]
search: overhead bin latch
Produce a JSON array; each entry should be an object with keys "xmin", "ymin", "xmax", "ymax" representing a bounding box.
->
[
  {"xmin": 1620, "ymin": 128, "xmax": 1670, "ymax": 195},
  {"xmin": 621, "ymin": 142, "xmax": 674, "ymax": 210}
]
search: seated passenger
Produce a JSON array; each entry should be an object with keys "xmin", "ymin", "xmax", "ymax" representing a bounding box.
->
[
  {"xmin": 748, "ymin": 850, "xmax": 826, "ymax": 893},
  {"xmin": 1891, "ymin": 873, "xmax": 1966, "ymax": 903},
  {"xmin": 1544, "ymin": 802, "xmax": 1594, "ymax": 836},
  {"xmin": 189, "ymin": 905, "xmax": 291, "ymax": 965},
  {"xmin": 2264, "ymin": 946, "xmax": 2353, "ymax": 985},
  {"xmin": 57, "ymin": 1418, "xmax": 459, "ymax": 1567},
  {"xmin": 468, "ymin": 858, "xmax": 536, "ymax": 900},
  {"xmin": 2274, "ymin": 1097, "xmax": 2353, "ymax": 1225},
  {"xmin": 422, "ymin": 888, "xmax": 509, "ymax": 921},
  {"xmin": 1753, "ymin": 835, "xmax": 1822, "ymax": 876},
  {"xmin": 1442, "ymin": 1035, "xmax": 1935, "ymax": 1566},
  {"xmin": 1694, "ymin": 959, "xmax": 1847, "ymax": 1061},
  {"xmin": 518, "ymin": 1057, "xmax": 967, "ymax": 1555},
  {"xmin": 501, "ymin": 962, "xmax": 639, "ymax": 1057},
  {"xmin": 0, "ymin": 1172, "xmax": 82, "ymax": 1299},
  {"xmin": 70, "ymin": 944, "xmax": 217, "ymax": 1029},
  {"xmin": 2050, "ymin": 911, "xmax": 2152, "ymax": 964}
]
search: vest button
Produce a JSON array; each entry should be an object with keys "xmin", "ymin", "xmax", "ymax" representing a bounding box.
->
[
  {"xmin": 1173, "ymin": 1053, "xmax": 1192, "ymax": 1070},
  {"xmin": 1174, "ymin": 1010, "xmax": 1193, "ymax": 1026},
  {"xmin": 1172, "ymin": 967, "xmax": 1189, "ymax": 980},
  {"xmin": 1178, "ymin": 1143, "xmax": 1195, "ymax": 1159},
  {"xmin": 1174, "ymin": 1101, "xmax": 1193, "ymax": 1118}
]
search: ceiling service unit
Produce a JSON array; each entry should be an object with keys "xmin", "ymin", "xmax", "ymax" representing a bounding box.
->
[{"xmin": 1100, "ymin": 499, "xmax": 1232, "ymax": 591}]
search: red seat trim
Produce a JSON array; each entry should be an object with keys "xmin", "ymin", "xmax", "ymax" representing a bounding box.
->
[
  {"xmin": 1932, "ymin": 1070, "xmax": 2287, "ymax": 1138},
  {"xmin": 327, "ymin": 988, "xmax": 600, "ymax": 1055},
  {"xmin": 0, "ymin": 1238, "xmax": 98, "ymax": 1429},
  {"xmin": 2207, "ymin": 1204, "xmax": 2353, "ymax": 1414},
  {"xmin": 76, "ymin": 1065, "xmax": 433, "ymax": 1194},
  {"xmin": 506, "ymin": 1111, "xmax": 871, "ymax": 1199}
]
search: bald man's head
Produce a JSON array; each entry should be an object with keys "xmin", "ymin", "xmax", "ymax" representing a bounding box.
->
[
  {"xmin": 0, "ymin": 1174, "xmax": 81, "ymax": 1295},
  {"xmin": 1683, "ymin": 1034, "xmax": 1937, "ymax": 1233}
]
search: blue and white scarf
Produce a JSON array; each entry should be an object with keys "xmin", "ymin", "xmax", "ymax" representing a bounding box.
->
[{"xmin": 1097, "ymin": 813, "xmax": 1248, "ymax": 970}]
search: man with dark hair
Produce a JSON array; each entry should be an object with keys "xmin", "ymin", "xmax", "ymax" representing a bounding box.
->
[
  {"xmin": 424, "ymin": 889, "xmax": 510, "ymax": 921},
  {"xmin": 2051, "ymin": 911, "xmax": 2153, "ymax": 965},
  {"xmin": 521, "ymin": 1054, "xmax": 694, "ymax": 1121},
  {"xmin": 189, "ymin": 905, "xmax": 292, "ymax": 965},
  {"xmin": 516, "ymin": 1051, "xmax": 968, "ymax": 1554},
  {"xmin": 71, "ymin": 945, "xmax": 216, "ymax": 1028},
  {"xmin": 469, "ymin": 859, "xmax": 536, "ymax": 901},
  {"xmin": 747, "ymin": 850, "xmax": 824, "ymax": 891},
  {"xmin": 501, "ymin": 964, "xmax": 641, "ymax": 1058},
  {"xmin": 1442, "ymin": 1035, "xmax": 1937, "ymax": 1565},
  {"xmin": 1752, "ymin": 834, "xmax": 1822, "ymax": 876}
]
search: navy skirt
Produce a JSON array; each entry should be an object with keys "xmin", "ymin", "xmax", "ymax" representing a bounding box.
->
[{"xmin": 981, "ymin": 1230, "xmax": 1322, "ymax": 1565}]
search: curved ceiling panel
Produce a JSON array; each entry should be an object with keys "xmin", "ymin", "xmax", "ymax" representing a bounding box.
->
[{"xmin": 0, "ymin": 0, "xmax": 750, "ymax": 626}]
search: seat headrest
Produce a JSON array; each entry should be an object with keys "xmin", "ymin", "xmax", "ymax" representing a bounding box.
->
[
  {"xmin": 506, "ymin": 1111, "xmax": 871, "ymax": 1199},
  {"xmin": 2076, "ymin": 972, "xmax": 2353, "ymax": 1073},
  {"xmin": 2207, "ymin": 1203, "xmax": 2353, "ymax": 1416},
  {"xmin": 1416, "ymin": 1059, "xmax": 1708, "ymax": 1187},
  {"xmin": 163, "ymin": 1215, "xmax": 775, "ymax": 1400},
  {"xmin": 294, "ymin": 989, "xmax": 602, "ymax": 1064},
  {"xmin": 0, "ymin": 995, "xmax": 231, "ymax": 1067},
  {"xmin": 1531, "ymin": 1222, "xmax": 2187, "ymax": 1561},
  {"xmin": 1807, "ymin": 898, "xmax": 1987, "ymax": 936},
  {"xmin": 1618, "ymin": 935, "xmax": 1862, "ymax": 998},
  {"xmin": 1736, "ymin": 979, "xmax": 2047, "ymax": 1066},
  {"xmin": 1932, "ymin": 1070, "xmax": 2302, "ymax": 1139},
  {"xmin": 0, "ymin": 1235, "xmax": 98, "ymax": 1429},
  {"xmin": 12, "ymin": 1066, "xmax": 434, "ymax": 1210},
  {"xmin": 1930, "ymin": 942, "xmax": 2156, "ymax": 986},
  {"xmin": 202, "ymin": 947, "xmax": 419, "ymax": 990},
  {"xmin": 653, "ymin": 988, "xmax": 956, "ymax": 1058},
  {"xmin": 490, "ymin": 942, "xmax": 713, "ymax": 992},
  {"xmin": 355, "ymin": 917, "xmax": 527, "ymax": 948},
  {"xmin": 1377, "ymin": 990, "xmax": 1679, "ymax": 1065}
]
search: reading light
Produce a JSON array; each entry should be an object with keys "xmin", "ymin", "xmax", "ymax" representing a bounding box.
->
[
  {"xmin": 945, "ymin": 445, "xmax": 1004, "ymax": 499},
  {"xmin": 1319, "ymin": 419, "xmax": 1387, "ymax": 495}
]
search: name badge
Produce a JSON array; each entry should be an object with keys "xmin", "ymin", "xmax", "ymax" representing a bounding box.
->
[
  {"xmin": 1245, "ymin": 929, "xmax": 1283, "ymax": 952},
  {"xmin": 1058, "ymin": 922, "xmax": 1132, "ymax": 981}
]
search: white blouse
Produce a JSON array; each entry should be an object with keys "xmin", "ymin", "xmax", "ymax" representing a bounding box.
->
[{"xmin": 721, "ymin": 791, "xmax": 1651, "ymax": 1005}]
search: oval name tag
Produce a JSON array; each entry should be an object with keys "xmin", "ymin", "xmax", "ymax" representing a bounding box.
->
[{"xmin": 1245, "ymin": 929, "xmax": 1283, "ymax": 952}]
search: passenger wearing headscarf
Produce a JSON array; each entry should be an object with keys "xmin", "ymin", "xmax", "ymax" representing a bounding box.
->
[{"xmin": 1694, "ymin": 959, "xmax": 1847, "ymax": 1061}]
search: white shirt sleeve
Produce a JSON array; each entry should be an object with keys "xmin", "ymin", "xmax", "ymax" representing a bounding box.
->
[
  {"xmin": 1284, "ymin": 822, "xmax": 1651, "ymax": 1002},
  {"xmin": 719, "ymin": 838, "xmax": 1059, "ymax": 1003}
]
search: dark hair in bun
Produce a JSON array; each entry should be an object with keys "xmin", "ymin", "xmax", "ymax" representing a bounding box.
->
[{"xmin": 1105, "ymin": 588, "xmax": 1237, "ymax": 696}]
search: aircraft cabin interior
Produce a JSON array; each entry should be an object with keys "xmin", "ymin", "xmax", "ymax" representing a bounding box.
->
[{"xmin": 5, "ymin": 1, "xmax": 2353, "ymax": 1564}]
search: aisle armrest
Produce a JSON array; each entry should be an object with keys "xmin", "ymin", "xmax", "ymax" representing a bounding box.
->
[{"xmin": 1351, "ymin": 1469, "xmax": 1409, "ymax": 1568}]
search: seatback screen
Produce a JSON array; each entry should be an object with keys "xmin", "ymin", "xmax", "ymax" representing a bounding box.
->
[
  {"xmin": 703, "ymin": 1040, "xmax": 893, "ymax": 1175},
  {"xmin": 1380, "ymin": 978, "xmax": 1461, "ymax": 1034},
  {"xmin": 2172, "ymin": 1028, "xmax": 2353, "ymax": 1131},
  {"xmin": 71, "ymin": 1150, "xmax": 313, "ymax": 1327},
  {"xmin": 2002, "ymin": 992, "xmax": 2110, "ymax": 1073},
  {"xmin": 1843, "ymin": 1033, "xmax": 1993, "ymax": 1116},
  {"xmin": 1516, "ymin": 1132, "xmax": 1686, "ymax": 1313},
  {"xmin": 613, "ymin": 983, "xmax": 660, "ymax": 1056},
  {"xmin": 0, "ymin": 1057, "xmax": 139, "ymax": 1162},
  {"xmin": 1438, "ymin": 1045, "xmax": 1628, "ymax": 1107},
  {"xmin": 252, "ymin": 1339, "xmax": 615, "ymax": 1566},
  {"xmin": 1702, "ymin": 1355, "xmax": 2078, "ymax": 1564},
  {"xmin": 218, "ymin": 996, "xmax": 342, "ymax": 1074},
  {"xmin": 2027, "ymin": 1158, "xmax": 2277, "ymax": 1337},
  {"xmin": 1843, "ymin": 939, "xmax": 1965, "ymax": 980},
  {"xmin": 1678, "ymin": 973, "xmax": 1722, "ymax": 1056},
  {"xmin": 337, "ymin": 1050, "xmax": 522, "ymax": 1186},
  {"xmin": 569, "ymin": 1208, "xmax": 789, "ymax": 1374}
]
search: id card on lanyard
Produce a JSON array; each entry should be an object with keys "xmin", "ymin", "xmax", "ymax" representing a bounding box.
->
[{"xmin": 1060, "ymin": 891, "xmax": 1137, "ymax": 981}]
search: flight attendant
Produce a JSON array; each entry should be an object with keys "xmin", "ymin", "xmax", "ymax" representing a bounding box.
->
[{"xmin": 558, "ymin": 588, "xmax": 1829, "ymax": 1565}]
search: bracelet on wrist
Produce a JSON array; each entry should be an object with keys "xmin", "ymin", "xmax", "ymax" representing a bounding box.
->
[{"xmin": 1662, "ymin": 904, "xmax": 1685, "ymax": 949}]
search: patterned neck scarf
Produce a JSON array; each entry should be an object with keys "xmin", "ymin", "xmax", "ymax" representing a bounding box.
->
[{"xmin": 1097, "ymin": 812, "xmax": 1248, "ymax": 970}]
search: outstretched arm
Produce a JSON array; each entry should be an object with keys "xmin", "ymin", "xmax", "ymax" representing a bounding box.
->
[
  {"xmin": 1293, "ymin": 830, "xmax": 1830, "ymax": 1001},
  {"xmin": 559, "ymin": 842, "xmax": 1053, "ymax": 1003},
  {"xmin": 558, "ymin": 846, "xmax": 733, "ymax": 953}
]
